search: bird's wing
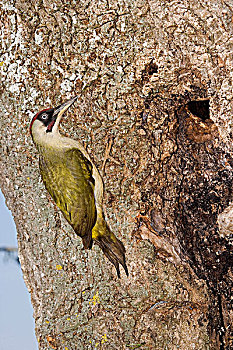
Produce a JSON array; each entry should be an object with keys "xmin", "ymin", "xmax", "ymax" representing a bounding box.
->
[{"xmin": 39, "ymin": 148, "xmax": 96, "ymax": 248}]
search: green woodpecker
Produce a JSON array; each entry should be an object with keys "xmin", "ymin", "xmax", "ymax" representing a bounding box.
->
[{"xmin": 30, "ymin": 96, "xmax": 128, "ymax": 277}]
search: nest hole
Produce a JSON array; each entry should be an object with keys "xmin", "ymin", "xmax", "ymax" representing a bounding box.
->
[{"xmin": 187, "ymin": 100, "xmax": 210, "ymax": 121}]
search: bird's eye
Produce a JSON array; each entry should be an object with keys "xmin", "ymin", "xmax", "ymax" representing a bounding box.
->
[{"xmin": 41, "ymin": 113, "xmax": 48, "ymax": 120}]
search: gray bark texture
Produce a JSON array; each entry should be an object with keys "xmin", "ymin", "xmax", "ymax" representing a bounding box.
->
[{"xmin": 0, "ymin": 0, "xmax": 232, "ymax": 349}]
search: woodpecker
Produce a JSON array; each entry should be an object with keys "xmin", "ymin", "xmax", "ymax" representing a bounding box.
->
[{"xmin": 30, "ymin": 96, "xmax": 128, "ymax": 277}]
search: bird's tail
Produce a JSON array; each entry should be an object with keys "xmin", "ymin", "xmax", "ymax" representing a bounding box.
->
[
  {"xmin": 81, "ymin": 234, "xmax": 93, "ymax": 250},
  {"xmin": 92, "ymin": 216, "xmax": 128, "ymax": 278}
]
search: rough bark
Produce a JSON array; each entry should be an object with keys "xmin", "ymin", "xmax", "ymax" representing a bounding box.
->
[{"xmin": 0, "ymin": 0, "xmax": 232, "ymax": 349}]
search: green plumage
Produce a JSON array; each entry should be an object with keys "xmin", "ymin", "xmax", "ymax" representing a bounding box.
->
[
  {"xmin": 39, "ymin": 148, "xmax": 96, "ymax": 249},
  {"xmin": 31, "ymin": 97, "xmax": 128, "ymax": 277}
]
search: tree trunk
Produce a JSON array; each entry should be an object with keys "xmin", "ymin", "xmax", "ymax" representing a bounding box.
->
[{"xmin": 0, "ymin": 0, "xmax": 232, "ymax": 349}]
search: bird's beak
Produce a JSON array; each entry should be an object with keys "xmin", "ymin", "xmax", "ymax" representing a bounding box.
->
[{"xmin": 52, "ymin": 96, "xmax": 78, "ymax": 132}]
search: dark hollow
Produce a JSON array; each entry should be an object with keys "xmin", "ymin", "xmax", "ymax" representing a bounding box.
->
[{"xmin": 187, "ymin": 100, "xmax": 210, "ymax": 121}]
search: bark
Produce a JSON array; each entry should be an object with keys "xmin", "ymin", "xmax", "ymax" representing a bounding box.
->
[{"xmin": 0, "ymin": 0, "xmax": 232, "ymax": 349}]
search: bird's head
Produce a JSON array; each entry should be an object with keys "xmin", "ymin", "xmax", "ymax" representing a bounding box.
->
[{"xmin": 30, "ymin": 96, "xmax": 78, "ymax": 144}]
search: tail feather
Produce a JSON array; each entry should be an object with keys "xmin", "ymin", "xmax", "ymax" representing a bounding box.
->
[
  {"xmin": 81, "ymin": 234, "xmax": 93, "ymax": 249},
  {"xmin": 92, "ymin": 217, "xmax": 128, "ymax": 278},
  {"xmin": 95, "ymin": 234, "xmax": 128, "ymax": 278}
]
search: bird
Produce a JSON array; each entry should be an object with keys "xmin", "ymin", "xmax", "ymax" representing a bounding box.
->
[{"xmin": 30, "ymin": 96, "xmax": 128, "ymax": 278}]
